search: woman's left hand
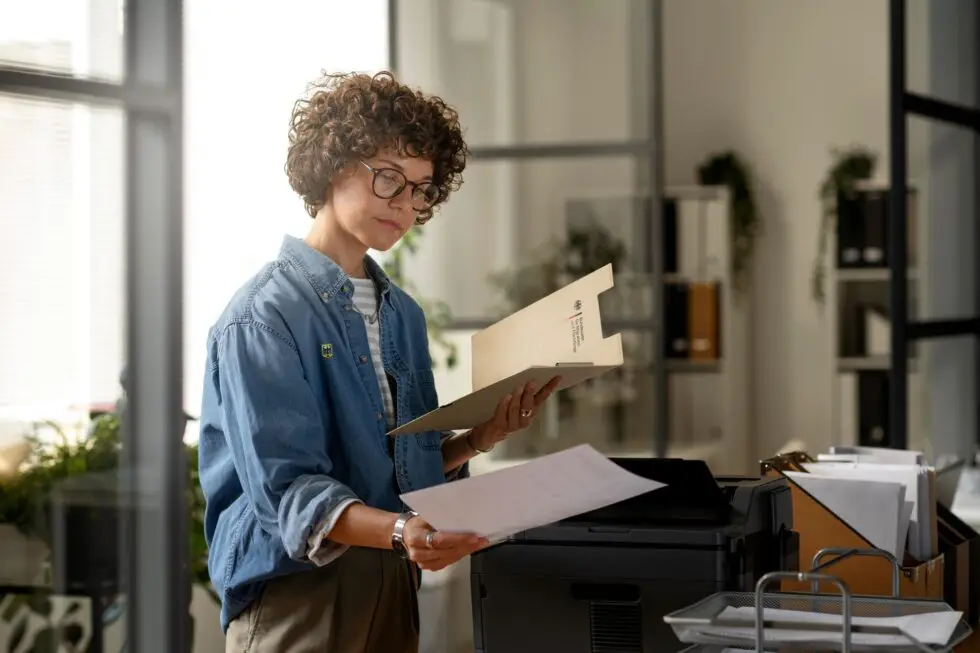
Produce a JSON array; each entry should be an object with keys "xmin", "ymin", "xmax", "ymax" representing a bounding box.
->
[{"xmin": 468, "ymin": 377, "xmax": 561, "ymax": 451}]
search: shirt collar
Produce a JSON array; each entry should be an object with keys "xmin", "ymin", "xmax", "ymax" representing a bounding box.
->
[{"xmin": 278, "ymin": 235, "xmax": 391, "ymax": 300}]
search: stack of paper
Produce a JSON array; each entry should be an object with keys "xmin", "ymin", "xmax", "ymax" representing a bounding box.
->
[
  {"xmin": 786, "ymin": 445, "xmax": 937, "ymax": 562},
  {"xmin": 826, "ymin": 445, "xmax": 925, "ymax": 466},
  {"xmin": 783, "ymin": 471, "xmax": 911, "ymax": 560},
  {"xmin": 400, "ymin": 444, "xmax": 666, "ymax": 543}
]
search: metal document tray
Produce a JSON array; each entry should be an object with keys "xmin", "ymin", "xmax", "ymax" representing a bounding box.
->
[{"xmin": 664, "ymin": 571, "xmax": 972, "ymax": 653}]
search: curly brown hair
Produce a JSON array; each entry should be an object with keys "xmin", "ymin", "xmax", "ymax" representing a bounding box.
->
[{"xmin": 284, "ymin": 70, "xmax": 468, "ymax": 224}]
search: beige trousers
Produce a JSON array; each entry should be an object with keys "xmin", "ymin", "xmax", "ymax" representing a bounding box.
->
[{"xmin": 225, "ymin": 547, "xmax": 420, "ymax": 653}]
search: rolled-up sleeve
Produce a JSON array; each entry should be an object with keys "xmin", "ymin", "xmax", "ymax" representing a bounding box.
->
[{"xmin": 216, "ymin": 321, "xmax": 359, "ymax": 561}]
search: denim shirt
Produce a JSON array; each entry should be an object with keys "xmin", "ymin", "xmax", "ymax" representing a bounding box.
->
[{"xmin": 198, "ymin": 235, "xmax": 467, "ymax": 632}]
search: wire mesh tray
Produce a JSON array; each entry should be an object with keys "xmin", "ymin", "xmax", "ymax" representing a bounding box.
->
[{"xmin": 664, "ymin": 572, "xmax": 972, "ymax": 653}]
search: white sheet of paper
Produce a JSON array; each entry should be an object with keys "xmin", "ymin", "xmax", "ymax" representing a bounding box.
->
[
  {"xmin": 828, "ymin": 446, "xmax": 925, "ymax": 466},
  {"xmin": 784, "ymin": 472, "xmax": 908, "ymax": 559},
  {"xmin": 803, "ymin": 461, "xmax": 933, "ymax": 560},
  {"xmin": 400, "ymin": 444, "xmax": 665, "ymax": 541},
  {"xmin": 699, "ymin": 606, "xmax": 962, "ymax": 648}
]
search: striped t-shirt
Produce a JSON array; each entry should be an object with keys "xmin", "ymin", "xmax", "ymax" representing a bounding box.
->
[{"xmin": 349, "ymin": 276, "xmax": 395, "ymax": 428}]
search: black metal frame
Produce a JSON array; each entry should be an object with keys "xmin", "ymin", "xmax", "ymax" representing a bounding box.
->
[
  {"xmin": 387, "ymin": 0, "xmax": 669, "ymax": 456},
  {"xmin": 888, "ymin": 0, "xmax": 980, "ymax": 451},
  {"xmin": 0, "ymin": 0, "xmax": 189, "ymax": 651}
]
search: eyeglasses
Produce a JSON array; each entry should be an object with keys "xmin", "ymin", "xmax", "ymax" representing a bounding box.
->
[{"xmin": 360, "ymin": 161, "xmax": 440, "ymax": 212}]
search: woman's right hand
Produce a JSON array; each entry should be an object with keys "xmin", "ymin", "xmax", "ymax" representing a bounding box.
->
[{"xmin": 402, "ymin": 515, "xmax": 489, "ymax": 571}]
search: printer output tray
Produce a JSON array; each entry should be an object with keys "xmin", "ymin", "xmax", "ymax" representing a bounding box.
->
[{"xmin": 515, "ymin": 457, "xmax": 733, "ymax": 545}]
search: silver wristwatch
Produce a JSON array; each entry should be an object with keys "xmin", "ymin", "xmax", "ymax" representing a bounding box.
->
[{"xmin": 391, "ymin": 510, "xmax": 417, "ymax": 558}]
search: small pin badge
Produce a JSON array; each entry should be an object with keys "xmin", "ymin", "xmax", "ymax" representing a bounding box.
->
[{"xmin": 321, "ymin": 343, "xmax": 333, "ymax": 359}]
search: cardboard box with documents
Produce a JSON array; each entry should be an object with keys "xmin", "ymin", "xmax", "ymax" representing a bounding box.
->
[
  {"xmin": 761, "ymin": 446, "xmax": 945, "ymax": 601},
  {"xmin": 388, "ymin": 264, "xmax": 624, "ymax": 436}
]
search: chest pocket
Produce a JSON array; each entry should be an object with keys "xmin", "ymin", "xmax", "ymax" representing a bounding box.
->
[{"xmin": 410, "ymin": 369, "xmax": 443, "ymax": 451}]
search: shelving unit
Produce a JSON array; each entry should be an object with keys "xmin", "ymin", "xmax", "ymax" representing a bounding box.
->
[
  {"xmin": 392, "ymin": 0, "xmax": 679, "ymax": 464},
  {"xmin": 829, "ymin": 181, "xmax": 929, "ymax": 453},
  {"xmin": 557, "ymin": 185, "xmax": 752, "ymax": 474},
  {"xmin": 662, "ymin": 185, "xmax": 752, "ymax": 473}
]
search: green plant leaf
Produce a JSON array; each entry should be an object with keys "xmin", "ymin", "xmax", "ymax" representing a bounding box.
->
[
  {"xmin": 62, "ymin": 601, "xmax": 81, "ymax": 617},
  {"xmin": 23, "ymin": 595, "xmax": 51, "ymax": 618},
  {"xmin": 696, "ymin": 150, "xmax": 761, "ymax": 297},
  {"xmin": 810, "ymin": 145, "xmax": 877, "ymax": 304},
  {"xmin": 62, "ymin": 623, "xmax": 83, "ymax": 647},
  {"xmin": 383, "ymin": 226, "xmax": 459, "ymax": 370},
  {"xmin": 8, "ymin": 615, "xmax": 27, "ymax": 653},
  {"xmin": 26, "ymin": 627, "xmax": 57, "ymax": 653},
  {"xmin": 1, "ymin": 596, "xmax": 27, "ymax": 623}
]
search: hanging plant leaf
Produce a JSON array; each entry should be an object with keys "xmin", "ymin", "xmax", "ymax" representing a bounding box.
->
[
  {"xmin": 62, "ymin": 623, "xmax": 84, "ymax": 647},
  {"xmin": 8, "ymin": 615, "xmax": 28, "ymax": 653},
  {"xmin": 382, "ymin": 226, "xmax": 458, "ymax": 370},
  {"xmin": 696, "ymin": 150, "xmax": 761, "ymax": 297},
  {"xmin": 811, "ymin": 145, "xmax": 877, "ymax": 304},
  {"xmin": 61, "ymin": 601, "xmax": 82, "ymax": 618},
  {"xmin": 26, "ymin": 627, "xmax": 58, "ymax": 653},
  {"xmin": 2, "ymin": 596, "xmax": 27, "ymax": 623},
  {"xmin": 23, "ymin": 594, "xmax": 51, "ymax": 618}
]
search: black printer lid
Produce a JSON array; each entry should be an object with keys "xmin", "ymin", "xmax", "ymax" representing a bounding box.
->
[{"xmin": 559, "ymin": 457, "xmax": 731, "ymax": 527}]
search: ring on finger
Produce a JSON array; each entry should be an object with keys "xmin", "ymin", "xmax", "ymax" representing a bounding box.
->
[
  {"xmin": 520, "ymin": 408, "xmax": 532, "ymax": 419},
  {"xmin": 425, "ymin": 530, "xmax": 435, "ymax": 549}
]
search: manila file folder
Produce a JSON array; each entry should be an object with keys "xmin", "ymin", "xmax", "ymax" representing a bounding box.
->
[{"xmin": 388, "ymin": 264, "xmax": 624, "ymax": 436}]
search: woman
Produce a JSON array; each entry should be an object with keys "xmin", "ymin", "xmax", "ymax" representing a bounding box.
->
[{"xmin": 197, "ymin": 71, "xmax": 558, "ymax": 653}]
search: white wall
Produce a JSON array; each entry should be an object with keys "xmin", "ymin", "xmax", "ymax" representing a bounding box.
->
[
  {"xmin": 397, "ymin": 0, "xmax": 645, "ymax": 420},
  {"xmin": 402, "ymin": 0, "xmax": 930, "ymax": 459},
  {"xmin": 182, "ymin": 0, "xmax": 389, "ymax": 421},
  {"xmin": 663, "ymin": 0, "xmax": 932, "ymax": 458}
]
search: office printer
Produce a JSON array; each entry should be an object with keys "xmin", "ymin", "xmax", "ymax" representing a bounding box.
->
[{"xmin": 470, "ymin": 458, "xmax": 798, "ymax": 653}]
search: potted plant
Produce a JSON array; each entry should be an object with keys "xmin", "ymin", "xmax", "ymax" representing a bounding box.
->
[
  {"xmin": 487, "ymin": 223, "xmax": 635, "ymax": 442},
  {"xmin": 810, "ymin": 146, "xmax": 877, "ymax": 304},
  {"xmin": 0, "ymin": 407, "xmax": 212, "ymax": 652},
  {"xmin": 696, "ymin": 150, "xmax": 762, "ymax": 298},
  {"xmin": 382, "ymin": 227, "xmax": 458, "ymax": 369}
]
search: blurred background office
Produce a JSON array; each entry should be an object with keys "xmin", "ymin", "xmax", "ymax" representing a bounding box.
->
[{"xmin": 0, "ymin": 1, "xmax": 978, "ymax": 652}]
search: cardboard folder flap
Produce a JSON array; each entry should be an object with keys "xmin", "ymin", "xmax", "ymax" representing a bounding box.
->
[
  {"xmin": 470, "ymin": 264, "xmax": 622, "ymax": 391},
  {"xmin": 779, "ymin": 470, "xmax": 878, "ymax": 551},
  {"xmin": 784, "ymin": 470, "xmax": 907, "ymax": 559},
  {"xmin": 387, "ymin": 363, "xmax": 617, "ymax": 436}
]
